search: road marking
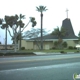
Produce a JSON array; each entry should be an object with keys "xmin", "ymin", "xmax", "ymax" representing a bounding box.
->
[
  {"xmin": 0, "ymin": 62, "xmax": 80, "ymax": 73},
  {"xmin": 0, "ymin": 56, "xmax": 80, "ymax": 64}
]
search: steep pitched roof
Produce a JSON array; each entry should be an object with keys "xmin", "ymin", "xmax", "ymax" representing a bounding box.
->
[
  {"xmin": 61, "ymin": 18, "xmax": 77, "ymax": 39},
  {"xmin": 62, "ymin": 18, "xmax": 75, "ymax": 35},
  {"xmin": 27, "ymin": 18, "xmax": 78, "ymax": 41}
]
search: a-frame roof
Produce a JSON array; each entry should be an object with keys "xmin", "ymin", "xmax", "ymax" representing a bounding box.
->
[{"xmin": 27, "ymin": 18, "xmax": 78, "ymax": 41}]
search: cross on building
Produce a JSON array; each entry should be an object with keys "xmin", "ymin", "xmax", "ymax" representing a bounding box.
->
[{"xmin": 66, "ymin": 9, "xmax": 69, "ymax": 18}]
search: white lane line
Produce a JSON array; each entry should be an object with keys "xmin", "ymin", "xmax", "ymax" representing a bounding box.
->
[{"xmin": 0, "ymin": 62, "xmax": 80, "ymax": 73}]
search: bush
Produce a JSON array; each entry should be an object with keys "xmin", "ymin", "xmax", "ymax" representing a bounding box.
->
[
  {"xmin": 0, "ymin": 52, "xmax": 36, "ymax": 56},
  {"xmin": 60, "ymin": 51, "xmax": 67, "ymax": 54},
  {"xmin": 62, "ymin": 42, "xmax": 67, "ymax": 48},
  {"xmin": 51, "ymin": 47, "xmax": 56, "ymax": 49},
  {"xmin": 75, "ymin": 50, "xmax": 80, "ymax": 53},
  {"xmin": 68, "ymin": 46, "xmax": 73, "ymax": 49},
  {"xmin": 21, "ymin": 47, "xmax": 25, "ymax": 50},
  {"xmin": 73, "ymin": 47, "xmax": 77, "ymax": 49}
]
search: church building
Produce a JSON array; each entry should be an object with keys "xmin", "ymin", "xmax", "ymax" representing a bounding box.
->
[{"xmin": 20, "ymin": 9, "xmax": 79, "ymax": 50}]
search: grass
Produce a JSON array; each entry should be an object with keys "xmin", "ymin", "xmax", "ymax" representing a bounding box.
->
[
  {"xmin": 0, "ymin": 49, "xmax": 79, "ymax": 56},
  {"xmin": 19, "ymin": 49, "xmax": 80, "ymax": 53},
  {"xmin": 0, "ymin": 50, "xmax": 36, "ymax": 56}
]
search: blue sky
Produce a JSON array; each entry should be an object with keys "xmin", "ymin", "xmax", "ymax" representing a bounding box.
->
[{"xmin": 0, "ymin": 0, "xmax": 80, "ymax": 44}]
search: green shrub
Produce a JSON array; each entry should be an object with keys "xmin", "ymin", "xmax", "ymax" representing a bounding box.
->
[
  {"xmin": 21, "ymin": 47, "xmax": 25, "ymax": 50},
  {"xmin": 0, "ymin": 52, "xmax": 36, "ymax": 56},
  {"xmin": 73, "ymin": 47, "xmax": 77, "ymax": 49},
  {"xmin": 62, "ymin": 42, "xmax": 67, "ymax": 48},
  {"xmin": 54, "ymin": 41, "xmax": 58, "ymax": 48},
  {"xmin": 68, "ymin": 46, "xmax": 73, "ymax": 49},
  {"xmin": 51, "ymin": 47, "xmax": 56, "ymax": 49},
  {"xmin": 60, "ymin": 51, "xmax": 67, "ymax": 54},
  {"xmin": 75, "ymin": 50, "xmax": 79, "ymax": 53}
]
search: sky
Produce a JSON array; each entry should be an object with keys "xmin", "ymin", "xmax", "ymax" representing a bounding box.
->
[{"xmin": 0, "ymin": 0, "xmax": 80, "ymax": 44}]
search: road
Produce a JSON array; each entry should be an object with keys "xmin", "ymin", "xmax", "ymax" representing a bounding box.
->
[{"xmin": 0, "ymin": 53, "xmax": 80, "ymax": 80}]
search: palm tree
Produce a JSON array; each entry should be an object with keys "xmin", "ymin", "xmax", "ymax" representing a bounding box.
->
[
  {"xmin": 78, "ymin": 31, "xmax": 80, "ymax": 44},
  {"xmin": 51, "ymin": 26, "xmax": 66, "ymax": 48},
  {"xmin": 16, "ymin": 14, "xmax": 25, "ymax": 50},
  {"xmin": 4, "ymin": 15, "xmax": 18, "ymax": 52},
  {"xmin": 52, "ymin": 26, "xmax": 66, "ymax": 39},
  {"xmin": 1, "ymin": 24, "xmax": 8, "ymax": 50},
  {"xmin": 16, "ymin": 14, "xmax": 37, "ymax": 50},
  {"xmin": 0, "ymin": 17, "xmax": 9, "ymax": 50},
  {"xmin": 36, "ymin": 5, "xmax": 48, "ymax": 50},
  {"xmin": 0, "ymin": 19, "xmax": 2, "ymax": 24}
]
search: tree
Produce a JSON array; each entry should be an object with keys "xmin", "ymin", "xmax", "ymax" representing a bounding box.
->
[
  {"xmin": 36, "ymin": 5, "xmax": 48, "ymax": 50},
  {"xmin": 51, "ymin": 26, "xmax": 66, "ymax": 38},
  {"xmin": 0, "ymin": 42, "xmax": 1, "ymax": 44},
  {"xmin": 0, "ymin": 17, "xmax": 9, "ymax": 50},
  {"xmin": 0, "ymin": 15, "xmax": 37, "ymax": 52},
  {"xmin": 0, "ymin": 19, "xmax": 3, "ymax": 44},
  {"xmin": 53, "ymin": 41, "xmax": 58, "ymax": 48},
  {"xmin": 78, "ymin": 31, "xmax": 80, "ymax": 44},
  {"xmin": 51, "ymin": 26, "xmax": 66, "ymax": 49},
  {"xmin": 16, "ymin": 14, "xmax": 25, "ymax": 50},
  {"xmin": 4, "ymin": 15, "xmax": 37, "ymax": 52},
  {"xmin": 4, "ymin": 15, "xmax": 19, "ymax": 52},
  {"xmin": 23, "ymin": 28, "xmax": 49, "ymax": 50},
  {"xmin": 23, "ymin": 28, "xmax": 49, "ymax": 39},
  {"xmin": 0, "ymin": 19, "xmax": 2, "ymax": 24}
]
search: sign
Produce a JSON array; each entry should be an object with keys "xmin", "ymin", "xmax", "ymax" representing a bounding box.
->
[{"xmin": 73, "ymin": 73, "xmax": 80, "ymax": 80}]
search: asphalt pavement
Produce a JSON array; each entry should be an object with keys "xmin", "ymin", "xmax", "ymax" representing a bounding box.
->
[{"xmin": 0, "ymin": 53, "xmax": 80, "ymax": 80}]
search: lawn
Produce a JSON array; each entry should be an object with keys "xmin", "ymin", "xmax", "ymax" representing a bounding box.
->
[
  {"xmin": 0, "ymin": 49, "xmax": 79, "ymax": 56},
  {"xmin": 19, "ymin": 49, "xmax": 80, "ymax": 53}
]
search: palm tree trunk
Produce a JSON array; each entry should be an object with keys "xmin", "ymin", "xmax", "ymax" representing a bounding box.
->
[
  {"xmin": 5, "ymin": 27, "xmax": 7, "ymax": 50},
  {"xmin": 14, "ymin": 30, "xmax": 17, "ymax": 52},
  {"xmin": 19, "ymin": 18, "xmax": 21, "ymax": 50},
  {"xmin": 19, "ymin": 27, "xmax": 21, "ymax": 50},
  {"xmin": 41, "ymin": 12, "xmax": 43, "ymax": 50}
]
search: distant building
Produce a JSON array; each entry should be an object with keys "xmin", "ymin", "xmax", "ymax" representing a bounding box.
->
[
  {"xmin": 0, "ymin": 44, "xmax": 14, "ymax": 50},
  {"xmin": 20, "ymin": 18, "xmax": 78, "ymax": 50}
]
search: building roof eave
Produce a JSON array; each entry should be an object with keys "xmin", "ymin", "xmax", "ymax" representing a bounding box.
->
[{"xmin": 26, "ymin": 38, "xmax": 78, "ymax": 42}]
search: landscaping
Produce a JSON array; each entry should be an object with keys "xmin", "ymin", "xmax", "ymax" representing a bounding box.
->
[
  {"xmin": 19, "ymin": 48, "xmax": 80, "ymax": 52},
  {"xmin": 0, "ymin": 48, "xmax": 80, "ymax": 56},
  {"xmin": 0, "ymin": 50, "xmax": 36, "ymax": 56}
]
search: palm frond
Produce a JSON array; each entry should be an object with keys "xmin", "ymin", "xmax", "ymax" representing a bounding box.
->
[
  {"xmin": 51, "ymin": 26, "xmax": 66, "ymax": 38},
  {"xmin": 36, "ymin": 7, "xmax": 40, "ymax": 11},
  {"xmin": 1, "ymin": 24, "xmax": 8, "ymax": 29},
  {"xmin": 0, "ymin": 19, "xmax": 3, "ymax": 24},
  {"xmin": 20, "ymin": 14, "xmax": 25, "ymax": 19},
  {"xmin": 17, "ymin": 20, "xmax": 25, "ymax": 28},
  {"xmin": 36, "ymin": 5, "xmax": 48, "ymax": 12},
  {"xmin": 43, "ymin": 6, "xmax": 48, "ymax": 11},
  {"xmin": 15, "ymin": 14, "xmax": 19, "ymax": 20}
]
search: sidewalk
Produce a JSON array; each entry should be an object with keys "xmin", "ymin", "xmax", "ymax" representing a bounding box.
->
[
  {"xmin": 0, "ymin": 51, "xmax": 78, "ymax": 58},
  {"xmin": 34, "ymin": 52, "xmax": 61, "ymax": 55},
  {"xmin": 34, "ymin": 52, "xmax": 77, "ymax": 55}
]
